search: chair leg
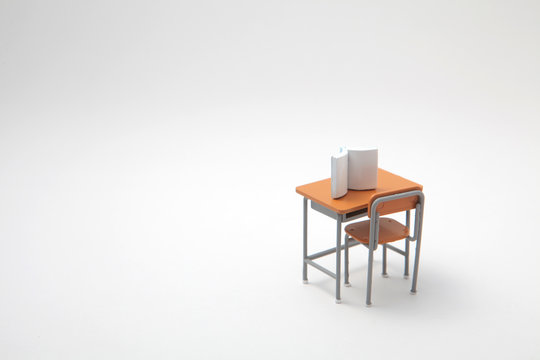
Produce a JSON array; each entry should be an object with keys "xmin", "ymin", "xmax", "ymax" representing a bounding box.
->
[
  {"xmin": 410, "ymin": 206, "xmax": 424, "ymax": 294},
  {"xmin": 344, "ymin": 234, "xmax": 350, "ymax": 287},
  {"xmin": 382, "ymin": 244, "xmax": 388, "ymax": 277},
  {"xmin": 404, "ymin": 210, "xmax": 410, "ymax": 279},
  {"xmin": 366, "ymin": 246, "xmax": 374, "ymax": 306},
  {"xmin": 404, "ymin": 238, "xmax": 410, "ymax": 279},
  {"xmin": 410, "ymin": 237, "xmax": 422, "ymax": 294}
]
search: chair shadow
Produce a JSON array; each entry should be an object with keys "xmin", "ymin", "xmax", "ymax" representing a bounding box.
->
[{"xmin": 304, "ymin": 259, "xmax": 468, "ymax": 317}]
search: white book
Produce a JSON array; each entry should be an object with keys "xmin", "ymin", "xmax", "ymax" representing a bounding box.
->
[
  {"xmin": 331, "ymin": 148, "xmax": 348, "ymax": 199},
  {"xmin": 347, "ymin": 148, "xmax": 378, "ymax": 190}
]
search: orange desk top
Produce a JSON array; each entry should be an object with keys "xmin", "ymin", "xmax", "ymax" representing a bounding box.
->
[{"xmin": 295, "ymin": 169, "xmax": 423, "ymax": 215}]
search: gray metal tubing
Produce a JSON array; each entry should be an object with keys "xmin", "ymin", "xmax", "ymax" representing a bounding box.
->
[
  {"xmin": 349, "ymin": 239, "xmax": 362, "ymax": 247},
  {"xmin": 412, "ymin": 205, "xmax": 420, "ymax": 241},
  {"xmin": 411, "ymin": 199, "xmax": 425, "ymax": 293},
  {"xmin": 406, "ymin": 210, "xmax": 410, "ymax": 229},
  {"xmin": 303, "ymin": 197, "xmax": 308, "ymax": 282},
  {"xmin": 405, "ymin": 239, "xmax": 410, "ymax": 276},
  {"xmin": 307, "ymin": 247, "xmax": 337, "ymax": 261},
  {"xmin": 366, "ymin": 215, "xmax": 378, "ymax": 306},
  {"xmin": 366, "ymin": 190, "xmax": 425, "ymax": 305},
  {"xmin": 336, "ymin": 215, "xmax": 342, "ymax": 301},
  {"xmin": 382, "ymin": 244, "xmax": 387, "ymax": 275},
  {"xmin": 405, "ymin": 210, "xmax": 410, "ymax": 277},
  {"xmin": 386, "ymin": 244, "xmax": 406, "ymax": 256},
  {"xmin": 304, "ymin": 259, "xmax": 336, "ymax": 279},
  {"xmin": 366, "ymin": 244, "xmax": 374, "ymax": 305},
  {"xmin": 370, "ymin": 190, "xmax": 424, "ymax": 217},
  {"xmin": 306, "ymin": 240, "xmax": 362, "ymax": 261},
  {"xmin": 370, "ymin": 190, "xmax": 423, "ymax": 239},
  {"xmin": 344, "ymin": 234, "xmax": 350, "ymax": 284},
  {"xmin": 369, "ymin": 190, "xmax": 424, "ymax": 244},
  {"xmin": 369, "ymin": 211, "xmax": 379, "ymax": 251}
]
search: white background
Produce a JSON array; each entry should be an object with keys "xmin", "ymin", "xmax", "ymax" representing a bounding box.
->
[{"xmin": 1, "ymin": 1, "xmax": 540, "ymax": 359}]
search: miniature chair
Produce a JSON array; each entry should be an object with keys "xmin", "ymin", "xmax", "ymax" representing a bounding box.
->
[{"xmin": 343, "ymin": 190, "xmax": 425, "ymax": 306}]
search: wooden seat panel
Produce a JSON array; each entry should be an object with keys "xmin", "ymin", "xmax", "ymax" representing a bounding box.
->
[{"xmin": 345, "ymin": 218, "xmax": 409, "ymax": 244}]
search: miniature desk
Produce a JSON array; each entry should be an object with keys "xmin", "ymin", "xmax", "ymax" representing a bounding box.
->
[{"xmin": 295, "ymin": 168, "xmax": 423, "ymax": 303}]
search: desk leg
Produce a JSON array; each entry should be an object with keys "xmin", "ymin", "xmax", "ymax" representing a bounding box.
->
[
  {"xmin": 404, "ymin": 210, "xmax": 410, "ymax": 279},
  {"xmin": 335, "ymin": 215, "xmax": 342, "ymax": 303},
  {"xmin": 303, "ymin": 197, "xmax": 308, "ymax": 284}
]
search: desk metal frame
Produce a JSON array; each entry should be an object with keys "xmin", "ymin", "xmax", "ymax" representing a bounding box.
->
[{"xmin": 302, "ymin": 197, "xmax": 367, "ymax": 303}]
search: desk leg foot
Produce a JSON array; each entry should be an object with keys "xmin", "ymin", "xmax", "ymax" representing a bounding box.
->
[
  {"xmin": 335, "ymin": 299, "xmax": 342, "ymax": 304},
  {"xmin": 303, "ymin": 280, "xmax": 308, "ymax": 284},
  {"xmin": 410, "ymin": 290, "xmax": 417, "ymax": 295},
  {"xmin": 382, "ymin": 273, "xmax": 389, "ymax": 278},
  {"xmin": 403, "ymin": 275, "xmax": 409, "ymax": 279},
  {"xmin": 344, "ymin": 282, "xmax": 351, "ymax": 287},
  {"xmin": 365, "ymin": 302, "xmax": 372, "ymax": 307}
]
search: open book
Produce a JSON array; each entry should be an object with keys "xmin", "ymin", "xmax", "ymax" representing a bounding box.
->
[{"xmin": 331, "ymin": 147, "xmax": 378, "ymax": 199}]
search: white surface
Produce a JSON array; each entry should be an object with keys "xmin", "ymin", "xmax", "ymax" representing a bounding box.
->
[
  {"xmin": 347, "ymin": 148, "xmax": 378, "ymax": 190},
  {"xmin": 1, "ymin": 1, "xmax": 540, "ymax": 359},
  {"xmin": 331, "ymin": 149, "xmax": 348, "ymax": 199}
]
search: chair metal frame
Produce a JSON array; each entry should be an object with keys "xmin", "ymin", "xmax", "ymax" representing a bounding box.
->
[
  {"xmin": 344, "ymin": 190, "xmax": 425, "ymax": 306},
  {"xmin": 301, "ymin": 190, "xmax": 424, "ymax": 306}
]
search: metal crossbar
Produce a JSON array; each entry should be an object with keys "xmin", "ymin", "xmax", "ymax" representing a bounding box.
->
[
  {"xmin": 307, "ymin": 239, "xmax": 361, "ymax": 260},
  {"xmin": 386, "ymin": 244, "xmax": 406, "ymax": 256},
  {"xmin": 304, "ymin": 259, "xmax": 336, "ymax": 279}
]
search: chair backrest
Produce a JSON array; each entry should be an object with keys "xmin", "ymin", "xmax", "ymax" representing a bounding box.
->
[{"xmin": 368, "ymin": 191, "xmax": 419, "ymax": 218}]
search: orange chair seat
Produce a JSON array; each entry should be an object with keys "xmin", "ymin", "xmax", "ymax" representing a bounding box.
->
[{"xmin": 345, "ymin": 218, "xmax": 409, "ymax": 244}]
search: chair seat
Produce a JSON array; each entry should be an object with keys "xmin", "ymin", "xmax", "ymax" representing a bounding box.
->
[{"xmin": 345, "ymin": 217, "xmax": 409, "ymax": 244}]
